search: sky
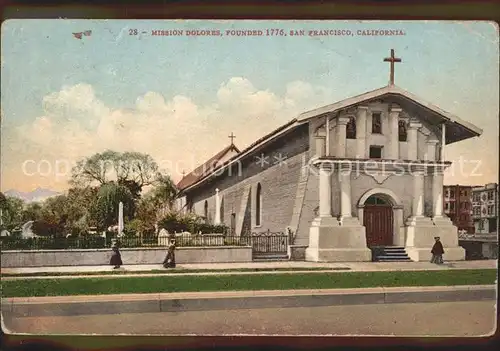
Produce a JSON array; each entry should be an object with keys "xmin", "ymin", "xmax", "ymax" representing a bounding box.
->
[{"xmin": 1, "ymin": 20, "xmax": 498, "ymax": 192}]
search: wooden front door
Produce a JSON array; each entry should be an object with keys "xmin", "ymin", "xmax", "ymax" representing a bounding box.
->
[{"xmin": 363, "ymin": 205, "xmax": 393, "ymax": 247}]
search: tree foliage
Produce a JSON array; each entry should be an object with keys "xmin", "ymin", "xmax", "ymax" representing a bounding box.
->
[
  {"xmin": 1, "ymin": 196, "xmax": 25, "ymax": 229},
  {"xmin": 70, "ymin": 150, "xmax": 161, "ymax": 197},
  {"xmin": 90, "ymin": 182, "xmax": 135, "ymax": 231}
]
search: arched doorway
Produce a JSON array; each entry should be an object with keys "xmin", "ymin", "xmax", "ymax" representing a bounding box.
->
[{"xmin": 363, "ymin": 194, "xmax": 394, "ymax": 247}]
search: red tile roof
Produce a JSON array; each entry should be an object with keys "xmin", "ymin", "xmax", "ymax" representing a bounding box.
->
[{"xmin": 176, "ymin": 144, "xmax": 240, "ymax": 190}]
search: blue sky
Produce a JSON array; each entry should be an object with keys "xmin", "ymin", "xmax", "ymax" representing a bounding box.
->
[{"xmin": 1, "ymin": 20, "xmax": 498, "ymax": 191}]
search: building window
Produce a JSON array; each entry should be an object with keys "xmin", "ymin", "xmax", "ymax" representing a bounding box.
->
[
  {"xmin": 398, "ymin": 120, "xmax": 407, "ymax": 142},
  {"xmin": 450, "ymin": 202, "xmax": 455, "ymax": 211},
  {"xmin": 478, "ymin": 220, "xmax": 484, "ymax": 230},
  {"xmin": 204, "ymin": 200, "xmax": 208, "ymax": 223},
  {"xmin": 369, "ymin": 146, "xmax": 383, "ymax": 159},
  {"xmin": 488, "ymin": 218, "xmax": 497, "ymax": 232},
  {"xmin": 256, "ymin": 183, "xmax": 262, "ymax": 226},
  {"xmin": 346, "ymin": 117, "xmax": 356, "ymax": 139},
  {"xmin": 445, "ymin": 203, "xmax": 450, "ymax": 211},
  {"xmin": 372, "ymin": 112, "xmax": 382, "ymax": 134},
  {"xmin": 220, "ymin": 198, "xmax": 224, "ymax": 224},
  {"xmin": 488, "ymin": 205, "xmax": 494, "ymax": 215},
  {"xmin": 488, "ymin": 191, "xmax": 494, "ymax": 200},
  {"xmin": 450, "ymin": 190, "xmax": 455, "ymax": 198}
]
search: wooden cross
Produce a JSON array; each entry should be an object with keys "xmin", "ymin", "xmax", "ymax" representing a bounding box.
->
[
  {"xmin": 228, "ymin": 132, "xmax": 236, "ymax": 145},
  {"xmin": 383, "ymin": 49, "xmax": 402, "ymax": 86},
  {"xmin": 181, "ymin": 170, "xmax": 186, "ymax": 178}
]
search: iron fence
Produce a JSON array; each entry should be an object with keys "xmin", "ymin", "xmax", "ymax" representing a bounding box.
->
[{"xmin": 0, "ymin": 234, "xmax": 252, "ymax": 251}]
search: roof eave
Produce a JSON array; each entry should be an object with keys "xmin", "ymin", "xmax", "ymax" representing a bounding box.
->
[{"xmin": 181, "ymin": 119, "xmax": 302, "ymax": 193}]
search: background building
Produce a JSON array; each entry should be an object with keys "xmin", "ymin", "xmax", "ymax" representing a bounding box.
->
[
  {"xmin": 443, "ymin": 185, "xmax": 475, "ymax": 233},
  {"xmin": 472, "ymin": 183, "xmax": 499, "ymax": 234}
]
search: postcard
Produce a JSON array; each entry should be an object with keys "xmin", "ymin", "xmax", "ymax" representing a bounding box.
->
[{"xmin": 0, "ymin": 19, "xmax": 498, "ymax": 337}]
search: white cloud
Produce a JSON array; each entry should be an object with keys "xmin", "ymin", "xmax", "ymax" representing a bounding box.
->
[{"xmin": 5, "ymin": 77, "xmax": 334, "ymax": 190}]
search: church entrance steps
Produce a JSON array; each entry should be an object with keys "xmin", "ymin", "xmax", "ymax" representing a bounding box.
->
[{"xmin": 371, "ymin": 246, "xmax": 412, "ymax": 262}]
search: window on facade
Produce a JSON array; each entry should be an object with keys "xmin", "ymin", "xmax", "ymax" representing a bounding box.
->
[
  {"xmin": 256, "ymin": 183, "xmax": 262, "ymax": 226},
  {"xmin": 371, "ymin": 112, "xmax": 382, "ymax": 134},
  {"xmin": 346, "ymin": 117, "xmax": 356, "ymax": 139},
  {"xmin": 445, "ymin": 203, "xmax": 450, "ymax": 211},
  {"xmin": 220, "ymin": 198, "xmax": 224, "ymax": 224},
  {"xmin": 488, "ymin": 191, "xmax": 494, "ymax": 200},
  {"xmin": 488, "ymin": 205, "xmax": 494, "ymax": 215},
  {"xmin": 459, "ymin": 190, "xmax": 464, "ymax": 197},
  {"xmin": 204, "ymin": 200, "xmax": 208, "ymax": 222},
  {"xmin": 488, "ymin": 218, "xmax": 497, "ymax": 232},
  {"xmin": 450, "ymin": 190, "xmax": 455, "ymax": 198},
  {"xmin": 450, "ymin": 203, "xmax": 455, "ymax": 211},
  {"xmin": 478, "ymin": 220, "xmax": 485, "ymax": 230},
  {"xmin": 398, "ymin": 120, "xmax": 407, "ymax": 142},
  {"xmin": 369, "ymin": 146, "xmax": 383, "ymax": 159}
]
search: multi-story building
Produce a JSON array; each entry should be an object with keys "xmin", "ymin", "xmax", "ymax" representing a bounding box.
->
[
  {"xmin": 472, "ymin": 183, "xmax": 499, "ymax": 234},
  {"xmin": 443, "ymin": 185, "xmax": 474, "ymax": 233}
]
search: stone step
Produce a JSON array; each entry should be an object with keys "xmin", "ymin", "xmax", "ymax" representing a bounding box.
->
[
  {"xmin": 371, "ymin": 246, "xmax": 412, "ymax": 262},
  {"xmin": 253, "ymin": 258, "xmax": 289, "ymax": 262},
  {"xmin": 377, "ymin": 257, "xmax": 412, "ymax": 262},
  {"xmin": 380, "ymin": 252, "xmax": 408, "ymax": 256}
]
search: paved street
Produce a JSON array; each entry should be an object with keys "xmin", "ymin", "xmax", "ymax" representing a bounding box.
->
[{"xmin": 4, "ymin": 301, "xmax": 496, "ymax": 336}]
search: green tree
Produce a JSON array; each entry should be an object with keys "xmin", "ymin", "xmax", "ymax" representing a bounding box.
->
[
  {"xmin": 0, "ymin": 192, "xmax": 7, "ymax": 209},
  {"xmin": 1, "ymin": 196, "xmax": 25, "ymax": 229},
  {"xmin": 90, "ymin": 182, "xmax": 135, "ymax": 231},
  {"xmin": 70, "ymin": 150, "xmax": 162, "ymax": 198},
  {"xmin": 21, "ymin": 202, "xmax": 44, "ymax": 222}
]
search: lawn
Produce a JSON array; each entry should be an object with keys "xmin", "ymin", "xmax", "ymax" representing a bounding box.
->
[{"xmin": 1, "ymin": 269, "xmax": 497, "ymax": 297}]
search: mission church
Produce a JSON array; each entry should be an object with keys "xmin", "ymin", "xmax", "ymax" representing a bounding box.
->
[{"xmin": 175, "ymin": 49, "xmax": 482, "ymax": 262}]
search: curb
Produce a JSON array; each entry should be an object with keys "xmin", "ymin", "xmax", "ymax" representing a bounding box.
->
[{"xmin": 2, "ymin": 285, "xmax": 496, "ymax": 318}]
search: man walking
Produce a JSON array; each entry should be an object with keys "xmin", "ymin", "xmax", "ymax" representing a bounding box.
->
[{"xmin": 431, "ymin": 236, "xmax": 444, "ymax": 264}]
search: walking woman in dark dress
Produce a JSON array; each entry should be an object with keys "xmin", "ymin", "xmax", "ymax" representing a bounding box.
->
[
  {"xmin": 431, "ymin": 237, "xmax": 444, "ymax": 264},
  {"xmin": 110, "ymin": 240, "xmax": 123, "ymax": 269},
  {"xmin": 163, "ymin": 239, "xmax": 176, "ymax": 268}
]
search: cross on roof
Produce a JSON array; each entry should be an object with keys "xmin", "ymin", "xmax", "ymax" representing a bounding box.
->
[
  {"xmin": 383, "ymin": 49, "xmax": 402, "ymax": 86},
  {"xmin": 228, "ymin": 132, "xmax": 236, "ymax": 145},
  {"xmin": 181, "ymin": 170, "xmax": 186, "ymax": 177}
]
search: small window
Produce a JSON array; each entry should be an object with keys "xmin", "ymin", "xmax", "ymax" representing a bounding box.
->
[
  {"xmin": 369, "ymin": 146, "xmax": 383, "ymax": 159},
  {"xmin": 488, "ymin": 191, "xmax": 494, "ymax": 200},
  {"xmin": 450, "ymin": 202, "xmax": 455, "ymax": 211},
  {"xmin": 204, "ymin": 200, "xmax": 208, "ymax": 222},
  {"xmin": 398, "ymin": 120, "xmax": 407, "ymax": 141},
  {"xmin": 450, "ymin": 190, "xmax": 455, "ymax": 198},
  {"xmin": 256, "ymin": 183, "xmax": 262, "ymax": 226},
  {"xmin": 372, "ymin": 112, "xmax": 382, "ymax": 134},
  {"xmin": 346, "ymin": 117, "xmax": 356, "ymax": 139}
]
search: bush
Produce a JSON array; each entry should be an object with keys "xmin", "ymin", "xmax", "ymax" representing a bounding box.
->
[
  {"xmin": 31, "ymin": 220, "xmax": 63, "ymax": 237},
  {"xmin": 157, "ymin": 212, "xmax": 229, "ymax": 235}
]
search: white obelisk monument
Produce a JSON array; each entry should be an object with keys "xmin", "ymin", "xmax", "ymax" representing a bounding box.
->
[{"xmin": 118, "ymin": 201, "xmax": 124, "ymax": 237}]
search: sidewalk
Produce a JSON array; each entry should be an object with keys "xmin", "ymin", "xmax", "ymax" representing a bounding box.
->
[{"xmin": 1, "ymin": 260, "xmax": 497, "ymax": 279}]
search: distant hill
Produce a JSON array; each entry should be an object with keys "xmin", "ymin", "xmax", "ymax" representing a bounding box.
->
[{"xmin": 3, "ymin": 187, "xmax": 62, "ymax": 203}]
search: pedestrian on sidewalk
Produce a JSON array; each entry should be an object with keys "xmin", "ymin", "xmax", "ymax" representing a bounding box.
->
[
  {"xmin": 431, "ymin": 236, "xmax": 444, "ymax": 264},
  {"xmin": 110, "ymin": 240, "xmax": 123, "ymax": 269},
  {"xmin": 163, "ymin": 239, "xmax": 176, "ymax": 268}
]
